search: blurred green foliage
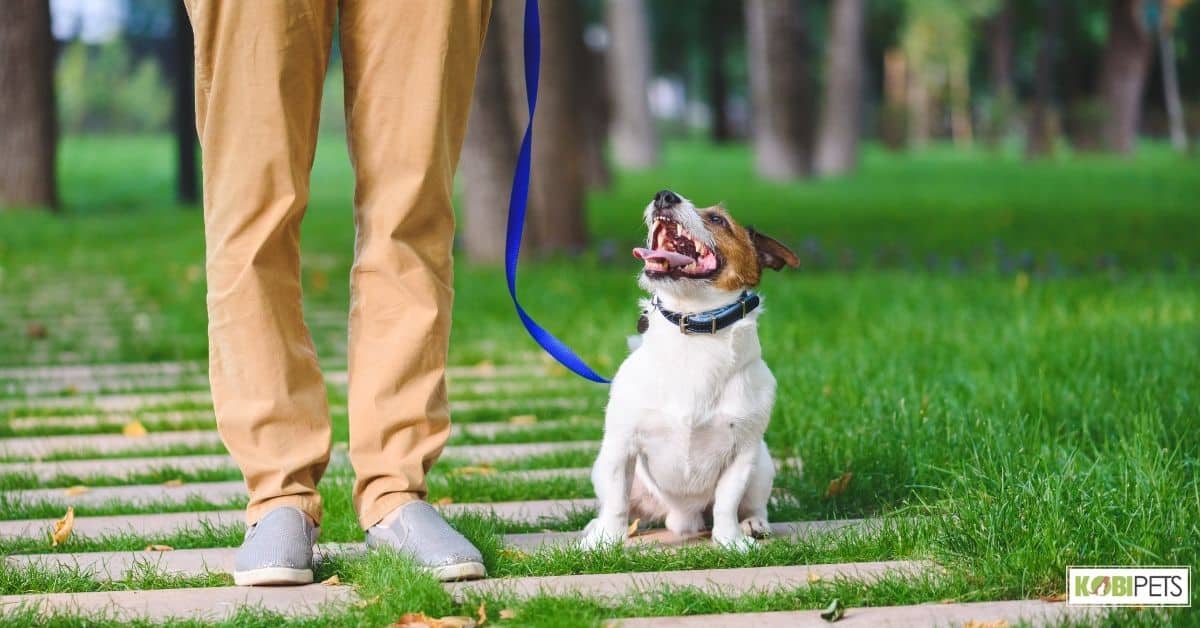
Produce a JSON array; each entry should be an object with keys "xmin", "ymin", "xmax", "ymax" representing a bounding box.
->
[{"xmin": 57, "ymin": 40, "xmax": 171, "ymax": 134}]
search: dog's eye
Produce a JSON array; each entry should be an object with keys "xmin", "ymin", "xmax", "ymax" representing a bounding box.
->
[{"xmin": 707, "ymin": 214, "xmax": 726, "ymax": 226}]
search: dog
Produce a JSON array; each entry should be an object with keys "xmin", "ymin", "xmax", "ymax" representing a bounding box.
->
[{"xmin": 581, "ymin": 189, "xmax": 800, "ymax": 551}]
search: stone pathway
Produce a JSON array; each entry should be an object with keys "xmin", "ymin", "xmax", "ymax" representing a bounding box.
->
[{"xmin": 0, "ymin": 359, "xmax": 1107, "ymax": 626}]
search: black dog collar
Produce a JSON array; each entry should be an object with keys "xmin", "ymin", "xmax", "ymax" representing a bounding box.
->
[{"xmin": 650, "ymin": 292, "xmax": 761, "ymax": 335}]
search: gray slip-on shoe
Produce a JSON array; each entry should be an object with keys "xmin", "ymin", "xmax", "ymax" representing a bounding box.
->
[
  {"xmin": 366, "ymin": 501, "xmax": 486, "ymax": 581},
  {"xmin": 233, "ymin": 506, "xmax": 318, "ymax": 586}
]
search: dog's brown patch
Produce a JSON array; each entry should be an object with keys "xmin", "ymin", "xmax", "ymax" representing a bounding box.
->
[{"xmin": 697, "ymin": 206, "xmax": 799, "ymax": 291}]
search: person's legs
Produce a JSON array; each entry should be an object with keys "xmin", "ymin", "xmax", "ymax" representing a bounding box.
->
[
  {"xmin": 188, "ymin": 0, "xmax": 336, "ymax": 529},
  {"xmin": 338, "ymin": 0, "xmax": 491, "ymax": 529}
]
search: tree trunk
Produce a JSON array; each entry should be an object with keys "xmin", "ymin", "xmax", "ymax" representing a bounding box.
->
[
  {"xmin": 1026, "ymin": 0, "xmax": 1062, "ymax": 158},
  {"xmin": 813, "ymin": 0, "xmax": 865, "ymax": 177},
  {"xmin": 1158, "ymin": 15, "xmax": 1187, "ymax": 152},
  {"xmin": 606, "ymin": 0, "xmax": 659, "ymax": 168},
  {"xmin": 744, "ymin": 0, "xmax": 812, "ymax": 181},
  {"xmin": 1099, "ymin": 0, "xmax": 1152, "ymax": 155},
  {"xmin": 462, "ymin": 7, "xmax": 518, "ymax": 264},
  {"xmin": 986, "ymin": 0, "xmax": 1015, "ymax": 144},
  {"xmin": 582, "ymin": 46, "xmax": 612, "ymax": 188},
  {"xmin": 705, "ymin": 0, "xmax": 734, "ymax": 143},
  {"xmin": 0, "ymin": 0, "xmax": 58, "ymax": 210},
  {"xmin": 498, "ymin": 0, "xmax": 588, "ymax": 254},
  {"xmin": 174, "ymin": 0, "xmax": 199, "ymax": 204},
  {"xmin": 880, "ymin": 48, "xmax": 907, "ymax": 150}
]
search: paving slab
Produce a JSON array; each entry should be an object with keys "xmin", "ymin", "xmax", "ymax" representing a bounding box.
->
[
  {"xmin": 448, "ymin": 561, "xmax": 931, "ymax": 602},
  {"xmin": 5, "ymin": 519, "xmax": 876, "ymax": 580},
  {"xmin": 0, "ymin": 510, "xmax": 245, "ymax": 540},
  {"xmin": 0, "ymin": 391, "xmax": 212, "ymax": 413},
  {"xmin": 0, "ymin": 498, "xmax": 596, "ymax": 540},
  {"xmin": 0, "ymin": 430, "xmax": 223, "ymax": 458},
  {"xmin": 5, "ymin": 480, "xmax": 249, "ymax": 509},
  {"xmin": 0, "ymin": 454, "xmax": 235, "ymax": 482},
  {"xmin": 0, "ymin": 584, "xmax": 356, "ymax": 622},
  {"xmin": 4, "ymin": 369, "xmax": 584, "ymax": 399},
  {"xmin": 440, "ymin": 498, "xmax": 595, "ymax": 523},
  {"xmin": 3, "ymin": 468, "xmax": 592, "ymax": 511},
  {"xmin": 0, "ymin": 441, "xmax": 597, "ymax": 481},
  {"xmin": 0, "ymin": 359, "xmax": 541, "ymax": 383},
  {"xmin": 6, "ymin": 410, "xmax": 215, "ymax": 433},
  {"xmin": 0, "ymin": 391, "xmax": 592, "ymax": 415},
  {"xmin": 615, "ymin": 599, "xmax": 1109, "ymax": 627},
  {"xmin": 5, "ymin": 413, "xmax": 598, "ymax": 440}
]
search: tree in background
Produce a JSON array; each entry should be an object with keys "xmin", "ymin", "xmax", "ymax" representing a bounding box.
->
[
  {"xmin": 744, "ymin": 0, "xmax": 813, "ymax": 181},
  {"xmin": 814, "ymin": 0, "xmax": 866, "ymax": 176},
  {"xmin": 900, "ymin": 0, "xmax": 996, "ymax": 148},
  {"xmin": 1100, "ymin": 0, "xmax": 1153, "ymax": 154},
  {"xmin": 606, "ymin": 0, "xmax": 659, "ymax": 168},
  {"xmin": 1157, "ymin": 0, "xmax": 1190, "ymax": 151},
  {"xmin": 495, "ymin": 0, "xmax": 589, "ymax": 254},
  {"xmin": 1027, "ymin": 0, "xmax": 1063, "ymax": 157},
  {"xmin": 984, "ymin": 0, "xmax": 1015, "ymax": 144},
  {"xmin": 462, "ymin": 6, "xmax": 517, "ymax": 264},
  {"xmin": 0, "ymin": 0, "xmax": 58, "ymax": 210}
]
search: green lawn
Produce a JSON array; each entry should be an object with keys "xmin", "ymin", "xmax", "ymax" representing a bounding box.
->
[{"xmin": 0, "ymin": 135, "xmax": 1197, "ymax": 625}]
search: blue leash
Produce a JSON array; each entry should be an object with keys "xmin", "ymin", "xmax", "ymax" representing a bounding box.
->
[{"xmin": 504, "ymin": 0, "xmax": 610, "ymax": 384}]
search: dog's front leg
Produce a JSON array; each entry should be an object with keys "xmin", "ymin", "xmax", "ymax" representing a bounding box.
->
[
  {"xmin": 711, "ymin": 445, "xmax": 760, "ymax": 551},
  {"xmin": 581, "ymin": 435, "xmax": 636, "ymax": 550}
]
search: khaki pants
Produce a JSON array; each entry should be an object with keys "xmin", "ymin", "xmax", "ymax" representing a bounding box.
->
[{"xmin": 186, "ymin": 0, "xmax": 490, "ymax": 529}]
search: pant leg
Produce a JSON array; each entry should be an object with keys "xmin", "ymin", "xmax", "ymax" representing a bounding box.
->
[
  {"xmin": 338, "ymin": 0, "xmax": 491, "ymax": 529},
  {"xmin": 187, "ymin": 0, "xmax": 337, "ymax": 525}
]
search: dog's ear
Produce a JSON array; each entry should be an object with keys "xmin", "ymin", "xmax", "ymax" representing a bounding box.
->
[{"xmin": 749, "ymin": 228, "xmax": 799, "ymax": 271}]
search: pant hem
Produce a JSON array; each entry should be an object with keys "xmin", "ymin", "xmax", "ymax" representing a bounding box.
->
[
  {"xmin": 245, "ymin": 494, "xmax": 323, "ymax": 528},
  {"xmin": 359, "ymin": 491, "xmax": 422, "ymax": 529}
]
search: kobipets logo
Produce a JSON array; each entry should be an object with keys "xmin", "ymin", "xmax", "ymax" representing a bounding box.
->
[{"xmin": 1067, "ymin": 567, "xmax": 1190, "ymax": 606}]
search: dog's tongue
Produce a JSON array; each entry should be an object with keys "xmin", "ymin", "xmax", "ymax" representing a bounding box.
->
[{"xmin": 633, "ymin": 247, "xmax": 693, "ymax": 269}]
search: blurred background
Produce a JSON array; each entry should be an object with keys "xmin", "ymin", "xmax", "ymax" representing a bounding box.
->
[{"xmin": 0, "ymin": 0, "xmax": 1198, "ymax": 366}]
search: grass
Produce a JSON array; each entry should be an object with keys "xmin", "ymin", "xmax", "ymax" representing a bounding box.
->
[{"xmin": 0, "ymin": 135, "xmax": 1197, "ymax": 625}]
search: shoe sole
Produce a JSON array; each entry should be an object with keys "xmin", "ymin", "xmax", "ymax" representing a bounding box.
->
[
  {"xmin": 429, "ymin": 561, "xmax": 487, "ymax": 582},
  {"xmin": 233, "ymin": 566, "xmax": 314, "ymax": 586}
]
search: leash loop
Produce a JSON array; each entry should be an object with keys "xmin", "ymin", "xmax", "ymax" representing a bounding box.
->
[{"xmin": 504, "ymin": 0, "xmax": 610, "ymax": 384}]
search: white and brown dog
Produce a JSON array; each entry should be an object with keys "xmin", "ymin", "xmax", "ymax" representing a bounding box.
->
[{"xmin": 581, "ymin": 190, "xmax": 800, "ymax": 551}]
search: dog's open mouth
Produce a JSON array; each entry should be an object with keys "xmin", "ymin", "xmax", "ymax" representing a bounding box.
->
[{"xmin": 633, "ymin": 217, "xmax": 720, "ymax": 279}]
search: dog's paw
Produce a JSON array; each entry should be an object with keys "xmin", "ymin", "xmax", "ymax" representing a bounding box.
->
[
  {"xmin": 740, "ymin": 516, "xmax": 771, "ymax": 539},
  {"xmin": 712, "ymin": 526, "xmax": 757, "ymax": 552},
  {"xmin": 579, "ymin": 518, "xmax": 625, "ymax": 551}
]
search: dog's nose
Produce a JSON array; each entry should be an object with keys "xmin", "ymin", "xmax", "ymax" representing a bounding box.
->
[{"xmin": 653, "ymin": 189, "xmax": 681, "ymax": 209}]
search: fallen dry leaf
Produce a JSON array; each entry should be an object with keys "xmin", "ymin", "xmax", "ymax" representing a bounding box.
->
[
  {"xmin": 964, "ymin": 621, "xmax": 1009, "ymax": 628},
  {"xmin": 63, "ymin": 485, "xmax": 89, "ymax": 497},
  {"xmin": 321, "ymin": 574, "xmax": 341, "ymax": 586},
  {"xmin": 163, "ymin": 479, "xmax": 184, "ymax": 487},
  {"xmin": 393, "ymin": 612, "xmax": 436, "ymax": 628},
  {"xmin": 144, "ymin": 544, "xmax": 173, "ymax": 552},
  {"xmin": 508, "ymin": 414, "xmax": 537, "ymax": 426},
  {"xmin": 499, "ymin": 609, "xmax": 517, "ymax": 620},
  {"xmin": 122, "ymin": 420, "xmax": 148, "ymax": 438},
  {"xmin": 434, "ymin": 497, "xmax": 454, "ymax": 506},
  {"xmin": 26, "ymin": 322, "xmax": 48, "ymax": 340},
  {"xmin": 51, "ymin": 507, "xmax": 75, "ymax": 546},
  {"xmin": 627, "ymin": 518, "xmax": 641, "ymax": 538},
  {"xmin": 807, "ymin": 571, "xmax": 822, "ymax": 583},
  {"xmin": 823, "ymin": 470, "xmax": 853, "ymax": 500},
  {"xmin": 1040, "ymin": 592, "xmax": 1067, "ymax": 603},
  {"xmin": 450, "ymin": 465, "xmax": 497, "ymax": 477},
  {"xmin": 391, "ymin": 614, "xmax": 476, "ymax": 628}
]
